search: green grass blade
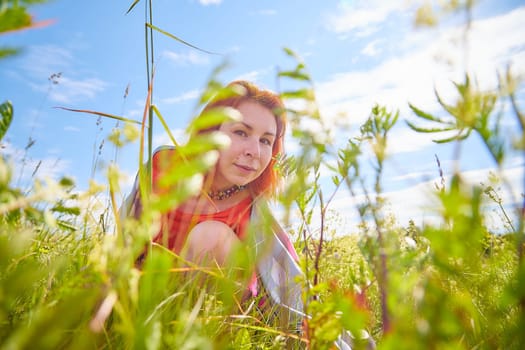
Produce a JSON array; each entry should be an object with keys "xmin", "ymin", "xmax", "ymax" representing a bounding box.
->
[
  {"xmin": 281, "ymin": 88, "xmax": 314, "ymax": 100},
  {"xmin": 434, "ymin": 87, "xmax": 458, "ymax": 117},
  {"xmin": 434, "ymin": 129, "xmax": 471, "ymax": 143},
  {"xmin": 151, "ymin": 104, "xmax": 180, "ymax": 147},
  {"xmin": 278, "ymin": 70, "xmax": 311, "ymax": 81},
  {"xmin": 405, "ymin": 120, "xmax": 455, "ymax": 133},
  {"xmin": 188, "ymin": 107, "xmax": 241, "ymax": 134},
  {"xmin": 146, "ymin": 23, "xmax": 221, "ymax": 56},
  {"xmin": 408, "ymin": 102, "xmax": 450, "ymax": 124},
  {"xmin": 0, "ymin": 47, "xmax": 21, "ymax": 59},
  {"xmin": 282, "ymin": 47, "xmax": 304, "ymax": 62},
  {"xmin": 0, "ymin": 100, "xmax": 13, "ymax": 141},
  {"xmin": 0, "ymin": 7, "xmax": 31, "ymax": 33},
  {"xmin": 55, "ymin": 106, "xmax": 143, "ymax": 126},
  {"xmin": 126, "ymin": 0, "xmax": 141, "ymax": 14},
  {"xmin": 143, "ymin": 292, "xmax": 185, "ymax": 325}
]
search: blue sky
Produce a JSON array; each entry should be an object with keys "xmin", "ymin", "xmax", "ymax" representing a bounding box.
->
[{"xmin": 2, "ymin": 0, "xmax": 524, "ymax": 233}]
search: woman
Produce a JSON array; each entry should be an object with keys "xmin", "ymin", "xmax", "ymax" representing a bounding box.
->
[
  {"xmin": 122, "ymin": 80, "xmax": 355, "ymax": 349},
  {"xmin": 150, "ymin": 80, "xmax": 297, "ymax": 267},
  {"xmin": 123, "ymin": 80, "xmax": 302, "ymax": 307}
]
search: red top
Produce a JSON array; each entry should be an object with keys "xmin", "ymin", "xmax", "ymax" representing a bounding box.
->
[
  {"xmin": 152, "ymin": 193, "xmax": 258, "ymax": 297},
  {"xmin": 150, "ymin": 147, "xmax": 253, "ymax": 252},
  {"xmin": 148, "ymin": 147, "xmax": 280, "ymax": 297},
  {"xmin": 152, "ymin": 196, "xmax": 253, "ymax": 253}
]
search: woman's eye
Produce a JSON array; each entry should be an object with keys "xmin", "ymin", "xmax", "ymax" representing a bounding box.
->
[
  {"xmin": 234, "ymin": 130, "xmax": 247, "ymax": 137},
  {"xmin": 261, "ymin": 138, "xmax": 272, "ymax": 146}
]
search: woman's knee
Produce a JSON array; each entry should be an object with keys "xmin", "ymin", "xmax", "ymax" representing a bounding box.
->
[{"xmin": 184, "ymin": 221, "xmax": 240, "ymax": 265}]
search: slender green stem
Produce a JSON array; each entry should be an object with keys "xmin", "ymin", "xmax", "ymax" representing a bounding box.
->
[
  {"xmin": 143, "ymin": 0, "xmax": 154, "ymax": 186},
  {"xmin": 313, "ymin": 190, "xmax": 324, "ymax": 287},
  {"xmin": 144, "ymin": 1, "xmax": 150, "ymax": 96},
  {"xmin": 147, "ymin": 0, "xmax": 154, "ymax": 179}
]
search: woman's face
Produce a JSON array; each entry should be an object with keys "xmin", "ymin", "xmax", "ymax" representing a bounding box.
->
[{"xmin": 213, "ymin": 100, "xmax": 277, "ymax": 189}]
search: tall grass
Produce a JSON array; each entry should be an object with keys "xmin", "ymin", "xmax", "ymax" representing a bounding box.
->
[{"xmin": 1, "ymin": 1, "xmax": 524, "ymax": 349}]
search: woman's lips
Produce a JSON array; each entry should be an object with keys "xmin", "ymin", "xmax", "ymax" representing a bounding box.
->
[{"xmin": 234, "ymin": 163, "xmax": 256, "ymax": 172}]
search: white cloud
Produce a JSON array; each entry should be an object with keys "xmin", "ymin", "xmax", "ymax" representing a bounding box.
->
[
  {"xmin": 64, "ymin": 125, "xmax": 81, "ymax": 132},
  {"xmin": 255, "ymin": 9, "xmax": 277, "ymax": 16},
  {"xmin": 48, "ymin": 77, "xmax": 106, "ymax": 104},
  {"xmin": 160, "ymin": 89, "xmax": 201, "ymax": 105},
  {"xmin": 20, "ymin": 45, "xmax": 108, "ymax": 104},
  {"xmin": 198, "ymin": 0, "xmax": 222, "ymax": 6},
  {"xmin": 124, "ymin": 108, "xmax": 144, "ymax": 119},
  {"xmin": 465, "ymin": 6, "xmax": 525, "ymax": 86},
  {"xmin": 233, "ymin": 68, "xmax": 273, "ymax": 84},
  {"xmin": 387, "ymin": 125, "xmax": 441, "ymax": 154},
  {"xmin": 324, "ymin": 1, "xmax": 405, "ymax": 36},
  {"xmin": 230, "ymin": 66, "xmax": 275, "ymax": 87},
  {"xmin": 163, "ymin": 50, "xmax": 210, "ymax": 66},
  {"xmin": 361, "ymin": 39, "xmax": 382, "ymax": 57},
  {"xmin": 277, "ymin": 7, "xmax": 525, "ymax": 235},
  {"xmin": 152, "ymin": 129, "xmax": 188, "ymax": 149},
  {"xmin": 2, "ymin": 141, "xmax": 71, "ymax": 186},
  {"xmin": 29, "ymin": 158, "xmax": 71, "ymax": 181},
  {"xmin": 22, "ymin": 45, "xmax": 73, "ymax": 77},
  {"xmin": 390, "ymin": 169, "xmax": 436, "ymax": 183},
  {"xmin": 315, "ymin": 5, "xmax": 525, "ymax": 136},
  {"xmin": 226, "ymin": 45, "xmax": 241, "ymax": 54},
  {"xmin": 506, "ymin": 156, "xmax": 524, "ymax": 169}
]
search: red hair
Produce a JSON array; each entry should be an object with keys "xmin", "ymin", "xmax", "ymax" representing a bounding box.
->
[{"xmin": 198, "ymin": 80, "xmax": 286, "ymax": 197}]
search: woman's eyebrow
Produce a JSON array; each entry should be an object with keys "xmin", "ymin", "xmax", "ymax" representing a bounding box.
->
[{"xmin": 238, "ymin": 121, "xmax": 276, "ymax": 137}]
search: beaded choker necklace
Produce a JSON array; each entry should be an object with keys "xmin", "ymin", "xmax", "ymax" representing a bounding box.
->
[{"xmin": 208, "ymin": 184, "xmax": 246, "ymax": 200}]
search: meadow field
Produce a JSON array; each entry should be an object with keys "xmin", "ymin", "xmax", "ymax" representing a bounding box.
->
[{"xmin": 1, "ymin": 1, "xmax": 524, "ymax": 349}]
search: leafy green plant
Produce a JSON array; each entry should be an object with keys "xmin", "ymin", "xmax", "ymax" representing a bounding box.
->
[
  {"xmin": 1, "ymin": 0, "xmax": 524, "ymax": 349},
  {"xmin": 0, "ymin": 101, "xmax": 13, "ymax": 141},
  {"xmin": 0, "ymin": 0, "xmax": 53, "ymax": 59}
]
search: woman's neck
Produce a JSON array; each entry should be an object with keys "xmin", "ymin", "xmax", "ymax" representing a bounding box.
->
[
  {"xmin": 207, "ymin": 188, "xmax": 251, "ymax": 212},
  {"xmin": 178, "ymin": 187, "xmax": 251, "ymax": 214},
  {"xmin": 208, "ymin": 184, "xmax": 246, "ymax": 200}
]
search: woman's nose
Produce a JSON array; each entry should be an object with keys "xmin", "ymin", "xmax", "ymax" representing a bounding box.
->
[{"xmin": 244, "ymin": 139, "xmax": 260, "ymax": 158}]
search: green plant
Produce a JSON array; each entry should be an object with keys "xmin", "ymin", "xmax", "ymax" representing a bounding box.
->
[
  {"xmin": 0, "ymin": 0, "xmax": 53, "ymax": 59},
  {"xmin": 1, "ymin": 1, "xmax": 524, "ymax": 349}
]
